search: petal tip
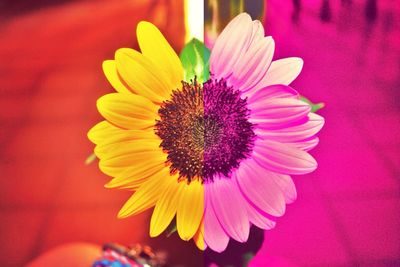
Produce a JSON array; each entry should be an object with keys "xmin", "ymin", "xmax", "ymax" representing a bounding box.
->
[
  {"xmin": 177, "ymin": 231, "xmax": 192, "ymax": 241},
  {"xmin": 149, "ymin": 227, "xmax": 161, "ymax": 238},
  {"xmin": 137, "ymin": 21, "xmax": 155, "ymax": 31},
  {"xmin": 295, "ymin": 57, "xmax": 304, "ymax": 70},
  {"xmin": 274, "ymin": 204, "xmax": 286, "ymax": 217},
  {"xmin": 114, "ymin": 48, "xmax": 136, "ymax": 61},
  {"xmin": 237, "ymin": 12, "xmax": 252, "ymax": 21},
  {"xmin": 102, "ymin": 60, "xmax": 113, "ymax": 69},
  {"xmin": 236, "ymin": 229, "xmax": 250, "ymax": 243},
  {"xmin": 117, "ymin": 209, "xmax": 129, "ymax": 219},
  {"xmin": 96, "ymin": 95, "xmax": 107, "ymax": 112},
  {"xmin": 104, "ymin": 182, "xmax": 113, "ymax": 189}
]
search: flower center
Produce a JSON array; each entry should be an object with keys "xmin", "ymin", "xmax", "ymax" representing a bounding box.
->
[{"xmin": 155, "ymin": 79, "xmax": 255, "ymax": 183}]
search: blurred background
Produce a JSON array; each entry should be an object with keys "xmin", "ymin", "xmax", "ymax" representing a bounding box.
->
[{"xmin": 0, "ymin": 0, "xmax": 399, "ymax": 266}]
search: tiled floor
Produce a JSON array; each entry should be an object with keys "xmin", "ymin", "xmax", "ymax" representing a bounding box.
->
[{"xmin": 0, "ymin": 0, "xmax": 399, "ymax": 266}]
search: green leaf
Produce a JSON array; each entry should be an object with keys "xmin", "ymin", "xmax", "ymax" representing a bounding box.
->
[
  {"xmin": 166, "ymin": 220, "xmax": 177, "ymax": 237},
  {"xmin": 85, "ymin": 153, "xmax": 97, "ymax": 165},
  {"xmin": 299, "ymin": 96, "xmax": 325, "ymax": 113},
  {"xmin": 179, "ymin": 38, "xmax": 211, "ymax": 83},
  {"xmin": 242, "ymin": 252, "xmax": 255, "ymax": 267}
]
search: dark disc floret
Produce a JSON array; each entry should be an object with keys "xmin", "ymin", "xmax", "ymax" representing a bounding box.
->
[{"xmin": 155, "ymin": 78, "xmax": 255, "ymax": 183}]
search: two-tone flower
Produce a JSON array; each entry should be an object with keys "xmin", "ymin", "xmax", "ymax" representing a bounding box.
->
[{"xmin": 88, "ymin": 13, "xmax": 324, "ymax": 252}]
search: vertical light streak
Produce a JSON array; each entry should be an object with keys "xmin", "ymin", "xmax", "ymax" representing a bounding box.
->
[{"xmin": 185, "ymin": 0, "xmax": 204, "ymax": 42}]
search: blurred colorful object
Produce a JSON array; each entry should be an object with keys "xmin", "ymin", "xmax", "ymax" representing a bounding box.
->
[
  {"xmin": 205, "ymin": 0, "xmax": 265, "ymax": 48},
  {"xmin": 26, "ymin": 242, "xmax": 165, "ymax": 267},
  {"xmin": 93, "ymin": 243, "xmax": 165, "ymax": 267},
  {"xmin": 88, "ymin": 10, "xmax": 323, "ymax": 253}
]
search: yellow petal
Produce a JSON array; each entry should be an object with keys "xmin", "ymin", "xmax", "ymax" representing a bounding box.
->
[
  {"xmin": 105, "ymin": 160, "xmax": 167, "ymax": 190},
  {"xmin": 88, "ymin": 121, "xmax": 158, "ymax": 146},
  {"xmin": 193, "ymin": 219, "xmax": 206, "ymax": 250},
  {"xmin": 95, "ymin": 139, "xmax": 161, "ymax": 159},
  {"xmin": 97, "ymin": 93, "xmax": 158, "ymax": 130},
  {"xmin": 177, "ymin": 180, "xmax": 204, "ymax": 241},
  {"xmin": 115, "ymin": 48, "xmax": 173, "ymax": 103},
  {"xmin": 118, "ymin": 168, "xmax": 173, "ymax": 218},
  {"xmin": 102, "ymin": 60, "xmax": 132, "ymax": 94},
  {"xmin": 108, "ymin": 176, "xmax": 148, "ymax": 190},
  {"xmin": 150, "ymin": 178, "xmax": 182, "ymax": 237},
  {"xmin": 88, "ymin": 121, "xmax": 121, "ymax": 144},
  {"xmin": 137, "ymin": 21, "xmax": 183, "ymax": 88},
  {"xmin": 99, "ymin": 150, "xmax": 166, "ymax": 177}
]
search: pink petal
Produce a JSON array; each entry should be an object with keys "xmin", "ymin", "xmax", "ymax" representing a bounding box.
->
[
  {"xmin": 204, "ymin": 191, "xmax": 229, "ymax": 252},
  {"xmin": 207, "ymin": 178, "xmax": 250, "ymax": 243},
  {"xmin": 248, "ymin": 20, "xmax": 265, "ymax": 46},
  {"xmin": 237, "ymin": 160, "xmax": 297, "ymax": 204},
  {"xmin": 230, "ymin": 37, "xmax": 275, "ymax": 91},
  {"xmin": 269, "ymin": 173, "xmax": 297, "ymax": 204},
  {"xmin": 235, "ymin": 160, "xmax": 286, "ymax": 216},
  {"xmin": 210, "ymin": 13, "xmax": 253, "ymax": 79},
  {"xmin": 285, "ymin": 136, "xmax": 320, "ymax": 151},
  {"xmin": 244, "ymin": 198, "xmax": 276, "ymax": 230},
  {"xmin": 249, "ymin": 98, "xmax": 311, "ymax": 129},
  {"xmin": 253, "ymin": 139, "xmax": 317, "ymax": 175},
  {"xmin": 255, "ymin": 113, "xmax": 325, "ymax": 142},
  {"xmin": 247, "ymin": 57, "xmax": 303, "ymax": 95},
  {"xmin": 246, "ymin": 84, "xmax": 299, "ymax": 102}
]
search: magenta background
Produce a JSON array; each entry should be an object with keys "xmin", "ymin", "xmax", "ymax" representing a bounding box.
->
[
  {"xmin": 0, "ymin": 0, "xmax": 399, "ymax": 266},
  {"xmin": 250, "ymin": 0, "xmax": 400, "ymax": 266}
]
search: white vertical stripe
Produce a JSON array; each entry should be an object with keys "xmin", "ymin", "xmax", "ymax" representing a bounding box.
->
[{"xmin": 185, "ymin": 0, "xmax": 204, "ymax": 42}]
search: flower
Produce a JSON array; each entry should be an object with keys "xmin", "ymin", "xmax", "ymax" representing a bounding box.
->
[{"xmin": 88, "ymin": 13, "xmax": 324, "ymax": 253}]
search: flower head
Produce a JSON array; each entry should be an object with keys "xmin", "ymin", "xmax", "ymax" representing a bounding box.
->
[{"xmin": 88, "ymin": 13, "xmax": 324, "ymax": 253}]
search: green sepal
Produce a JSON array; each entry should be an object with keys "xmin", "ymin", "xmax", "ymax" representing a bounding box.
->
[
  {"xmin": 85, "ymin": 153, "xmax": 97, "ymax": 165},
  {"xmin": 300, "ymin": 96, "xmax": 325, "ymax": 113},
  {"xmin": 166, "ymin": 220, "xmax": 177, "ymax": 237},
  {"xmin": 179, "ymin": 38, "xmax": 211, "ymax": 83}
]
